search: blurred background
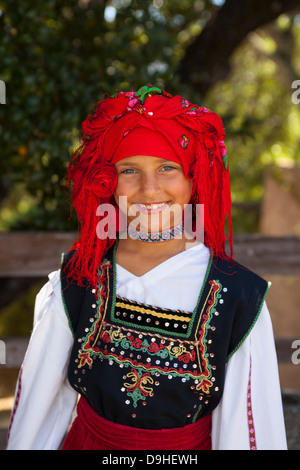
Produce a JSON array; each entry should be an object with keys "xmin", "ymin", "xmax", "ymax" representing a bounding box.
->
[{"xmin": 0, "ymin": 0, "xmax": 299, "ymax": 449}]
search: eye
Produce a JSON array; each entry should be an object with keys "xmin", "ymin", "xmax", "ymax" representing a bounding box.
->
[
  {"xmin": 160, "ymin": 164, "xmax": 177, "ymax": 172},
  {"xmin": 119, "ymin": 168, "xmax": 137, "ymax": 174}
]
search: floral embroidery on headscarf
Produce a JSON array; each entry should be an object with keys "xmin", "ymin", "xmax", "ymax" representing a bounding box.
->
[{"xmin": 178, "ymin": 134, "xmax": 190, "ymax": 149}]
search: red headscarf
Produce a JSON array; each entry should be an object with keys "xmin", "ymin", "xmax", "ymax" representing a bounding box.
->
[{"xmin": 67, "ymin": 85, "xmax": 232, "ymax": 286}]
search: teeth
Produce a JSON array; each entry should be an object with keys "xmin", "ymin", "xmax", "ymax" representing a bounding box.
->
[{"xmin": 138, "ymin": 203, "xmax": 166, "ymax": 210}]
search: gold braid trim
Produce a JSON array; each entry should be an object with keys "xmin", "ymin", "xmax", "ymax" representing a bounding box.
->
[{"xmin": 115, "ymin": 301, "xmax": 191, "ymax": 323}]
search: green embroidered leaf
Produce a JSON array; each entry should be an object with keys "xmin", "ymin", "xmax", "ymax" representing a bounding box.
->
[{"xmin": 135, "ymin": 85, "xmax": 163, "ymax": 104}]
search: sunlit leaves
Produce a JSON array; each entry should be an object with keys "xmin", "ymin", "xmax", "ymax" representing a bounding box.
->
[{"xmin": 0, "ymin": 1, "xmax": 299, "ymax": 233}]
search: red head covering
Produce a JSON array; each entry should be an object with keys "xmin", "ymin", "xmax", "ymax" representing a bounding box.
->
[
  {"xmin": 111, "ymin": 127, "xmax": 195, "ymax": 180},
  {"xmin": 67, "ymin": 85, "xmax": 232, "ymax": 286}
]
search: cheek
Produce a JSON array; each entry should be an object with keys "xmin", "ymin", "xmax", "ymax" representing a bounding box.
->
[
  {"xmin": 187, "ymin": 181, "xmax": 193, "ymax": 199},
  {"xmin": 113, "ymin": 179, "xmax": 124, "ymax": 206},
  {"xmin": 176, "ymin": 179, "xmax": 193, "ymax": 203},
  {"xmin": 113, "ymin": 178, "xmax": 135, "ymax": 205}
]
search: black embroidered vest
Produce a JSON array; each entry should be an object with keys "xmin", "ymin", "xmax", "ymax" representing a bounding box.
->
[{"xmin": 61, "ymin": 244, "xmax": 270, "ymax": 430}]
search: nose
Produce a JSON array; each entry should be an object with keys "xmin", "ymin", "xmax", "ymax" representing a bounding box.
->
[{"xmin": 139, "ymin": 171, "xmax": 161, "ymax": 198}]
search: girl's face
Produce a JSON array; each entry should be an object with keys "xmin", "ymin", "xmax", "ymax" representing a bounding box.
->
[{"xmin": 114, "ymin": 155, "xmax": 193, "ymax": 232}]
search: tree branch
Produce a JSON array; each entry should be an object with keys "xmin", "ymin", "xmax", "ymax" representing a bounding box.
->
[{"xmin": 177, "ymin": 0, "xmax": 300, "ymax": 96}]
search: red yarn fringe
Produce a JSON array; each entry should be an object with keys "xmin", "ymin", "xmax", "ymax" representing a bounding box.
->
[{"xmin": 64, "ymin": 111, "xmax": 233, "ymax": 287}]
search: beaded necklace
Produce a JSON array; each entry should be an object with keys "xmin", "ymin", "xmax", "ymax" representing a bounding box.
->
[{"xmin": 125, "ymin": 222, "xmax": 184, "ymax": 242}]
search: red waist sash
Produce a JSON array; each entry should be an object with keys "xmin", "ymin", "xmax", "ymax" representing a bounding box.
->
[{"xmin": 62, "ymin": 397, "xmax": 211, "ymax": 450}]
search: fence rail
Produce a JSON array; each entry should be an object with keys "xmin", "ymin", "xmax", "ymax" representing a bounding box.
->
[
  {"xmin": 0, "ymin": 231, "xmax": 300, "ymax": 368},
  {"xmin": 0, "ymin": 231, "xmax": 300, "ymax": 277}
]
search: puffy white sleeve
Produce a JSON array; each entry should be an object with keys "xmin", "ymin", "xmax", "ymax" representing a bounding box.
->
[
  {"xmin": 211, "ymin": 302, "xmax": 287, "ymax": 450},
  {"xmin": 6, "ymin": 270, "xmax": 78, "ymax": 450}
]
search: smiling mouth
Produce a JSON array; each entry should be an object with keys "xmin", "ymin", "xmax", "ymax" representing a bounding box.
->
[{"xmin": 133, "ymin": 202, "xmax": 169, "ymax": 213}]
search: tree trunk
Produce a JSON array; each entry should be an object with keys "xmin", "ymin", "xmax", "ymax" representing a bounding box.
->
[{"xmin": 178, "ymin": 0, "xmax": 300, "ymax": 96}]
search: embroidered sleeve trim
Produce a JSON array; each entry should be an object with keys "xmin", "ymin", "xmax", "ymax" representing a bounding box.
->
[
  {"xmin": 247, "ymin": 351, "xmax": 257, "ymax": 450},
  {"xmin": 6, "ymin": 364, "xmax": 23, "ymax": 446}
]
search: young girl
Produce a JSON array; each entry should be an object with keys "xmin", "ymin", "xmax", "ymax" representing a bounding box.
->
[{"xmin": 6, "ymin": 85, "xmax": 287, "ymax": 450}]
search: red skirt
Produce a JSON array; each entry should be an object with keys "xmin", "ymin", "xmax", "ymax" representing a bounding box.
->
[{"xmin": 62, "ymin": 397, "xmax": 211, "ymax": 450}]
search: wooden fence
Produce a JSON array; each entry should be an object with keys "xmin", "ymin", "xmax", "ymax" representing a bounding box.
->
[{"xmin": 1, "ymin": 231, "xmax": 300, "ymax": 366}]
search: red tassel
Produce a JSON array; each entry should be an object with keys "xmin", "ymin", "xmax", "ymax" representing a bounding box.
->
[
  {"xmin": 64, "ymin": 134, "xmax": 116, "ymax": 287},
  {"xmin": 64, "ymin": 98, "xmax": 234, "ymax": 286},
  {"xmin": 190, "ymin": 132, "xmax": 233, "ymax": 261}
]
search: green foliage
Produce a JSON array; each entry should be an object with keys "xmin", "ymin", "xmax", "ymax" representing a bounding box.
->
[
  {"xmin": 0, "ymin": 0, "xmax": 181, "ymax": 230},
  {"xmin": 206, "ymin": 17, "xmax": 300, "ymax": 226},
  {"xmin": 0, "ymin": 1, "xmax": 299, "ymax": 233}
]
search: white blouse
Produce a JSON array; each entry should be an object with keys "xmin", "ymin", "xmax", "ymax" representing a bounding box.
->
[{"xmin": 6, "ymin": 243, "xmax": 287, "ymax": 450}]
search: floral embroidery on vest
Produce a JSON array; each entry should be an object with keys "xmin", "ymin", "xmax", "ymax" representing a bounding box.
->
[
  {"xmin": 123, "ymin": 368, "xmax": 154, "ymax": 408},
  {"xmin": 72, "ymin": 252, "xmax": 227, "ymax": 417},
  {"xmin": 194, "ymin": 279, "xmax": 222, "ymax": 394},
  {"xmin": 64, "ymin": 246, "xmax": 269, "ymax": 428},
  {"xmin": 77, "ymin": 259, "xmax": 111, "ymax": 368}
]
